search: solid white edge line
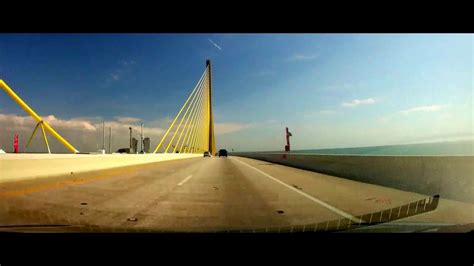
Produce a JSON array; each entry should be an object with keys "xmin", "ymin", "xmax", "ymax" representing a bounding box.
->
[
  {"xmin": 232, "ymin": 157, "xmax": 362, "ymax": 223},
  {"xmin": 177, "ymin": 175, "xmax": 193, "ymax": 186}
]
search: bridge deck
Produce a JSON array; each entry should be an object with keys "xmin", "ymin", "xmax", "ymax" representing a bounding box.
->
[{"xmin": 0, "ymin": 156, "xmax": 473, "ymax": 232}]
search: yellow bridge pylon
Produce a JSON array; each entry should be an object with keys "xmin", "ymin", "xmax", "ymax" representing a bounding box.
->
[
  {"xmin": 0, "ymin": 79, "xmax": 79, "ymax": 153},
  {"xmin": 154, "ymin": 60, "xmax": 217, "ymax": 155}
]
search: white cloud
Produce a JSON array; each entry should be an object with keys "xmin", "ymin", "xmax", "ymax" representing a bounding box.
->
[
  {"xmin": 341, "ymin": 98, "xmax": 376, "ymax": 107},
  {"xmin": 0, "ymin": 113, "xmax": 97, "ymax": 132},
  {"xmin": 115, "ymin": 116, "xmax": 142, "ymax": 124},
  {"xmin": 145, "ymin": 117, "xmax": 173, "ymax": 129},
  {"xmin": 45, "ymin": 115, "xmax": 97, "ymax": 132},
  {"xmin": 0, "ymin": 113, "xmax": 165, "ymax": 153},
  {"xmin": 104, "ymin": 59, "xmax": 137, "ymax": 85},
  {"xmin": 110, "ymin": 73, "xmax": 120, "ymax": 80},
  {"xmin": 380, "ymin": 104, "xmax": 448, "ymax": 122},
  {"xmin": 214, "ymin": 122, "xmax": 252, "ymax": 135},
  {"xmin": 399, "ymin": 105, "xmax": 446, "ymax": 115},
  {"xmin": 288, "ymin": 54, "xmax": 318, "ymax": 62},
  {"xmin": 208, "ymin": 39, "xmax": 222, "ymax": 51}
]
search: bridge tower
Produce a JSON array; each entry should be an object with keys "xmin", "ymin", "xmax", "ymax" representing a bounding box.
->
[
  {"xmin": 207, "ymin": 60, "xmax": 217, "ymax": 155},
  {"xmin": 153, "ymin": 60, "xmax": 217, "ymax": 154}
]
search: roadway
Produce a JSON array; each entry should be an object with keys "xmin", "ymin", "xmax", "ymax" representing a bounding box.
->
[{"xmin": 1, "ymin": 156, "xmax": 473, "ymax": 232}]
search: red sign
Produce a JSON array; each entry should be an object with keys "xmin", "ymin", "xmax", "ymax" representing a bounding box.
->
[{"xmin": 13, "ymin": 133, "xmax": 19, "ymax": 153}]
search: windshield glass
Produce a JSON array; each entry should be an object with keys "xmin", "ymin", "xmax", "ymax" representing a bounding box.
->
[{"xmin": 0, "ymin": 33, "xmax": 473, "ymax": 233}]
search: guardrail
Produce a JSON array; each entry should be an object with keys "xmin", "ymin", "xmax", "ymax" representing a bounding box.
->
[
  {"xmin": 231, "ymin": 152, "xmax": 474, "ymax": 203},
  {"xmin": 0, "ymin": 153, "xmax": 201, "ymax": 183}
]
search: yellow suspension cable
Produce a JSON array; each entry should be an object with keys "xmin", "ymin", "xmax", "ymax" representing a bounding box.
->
[
  {"xmin": 188, "ymin": 82, "xmax": 208, "ymax": 153},
  {"xmin": 153, "ymin": 70, "xmax": 206, "ymax": 153},
  {"xmin": 160, "ymin": 75, "xmax": 203, "ymax": 153},
  {"xmin": 186, "ymin": 89, "xmax": 204, "ymax": 153},
  {"xmin": 165, "ymin": 72, "xmax": 206, "ymax": 153},
  {"xmin": 173, "ymin": 77, "xmax": 206, "ymax": 153},
  {"xmin": 189, "ymin": 82, "xmax": 207, "ymax": 153},
  {"xmin": 184, "ymin": 98, "xmax": 202, "ymax": 154},
  {"xmin": 178, "ymin": 80, "xmax": 205, "ymax": 153}
]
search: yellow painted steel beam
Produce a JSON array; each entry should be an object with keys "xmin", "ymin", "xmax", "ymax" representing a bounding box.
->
[
  {"xmin": 0, "ymin": 80, "xmax": 79, "ymax": 153},
  {"xmin": 26, "ymin": 122, "xmax": 41, "ymax": 148},
  {"xmin": 196, "ymin": 81, "xmax": 209, "ymax": 152},
  {"xmin": 153, "ymin": 70, "xmax": 206, "ymax": 153},
  {"xmin": 203, "ymin": 74, "xmax": 210, "ymax": 152},
  {"xmin": 40, "ymin": 123, "xmax": 51, "ymax": 154},
  {"xmin": 206, "ymin": 60, "xmax": 217, "ymax": 155}
]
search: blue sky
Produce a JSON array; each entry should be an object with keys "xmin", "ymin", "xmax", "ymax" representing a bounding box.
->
[{"xmin": 0, "ymin": 34, "xmax": 472, "ymax": 152}]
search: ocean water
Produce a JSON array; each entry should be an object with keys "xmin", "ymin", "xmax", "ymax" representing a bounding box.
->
[{"xmin": 291, "ymin": 140, "xmax": 474, "ymax": 156}]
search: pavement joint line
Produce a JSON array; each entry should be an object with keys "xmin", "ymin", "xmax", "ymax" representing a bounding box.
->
[
  {"xmin": 177, "ymin": 175, "xmax": 194, "ymax": 186},
  {"xmin": 232, "ymin": 157, "xmax": 363, "ymax": 224}
]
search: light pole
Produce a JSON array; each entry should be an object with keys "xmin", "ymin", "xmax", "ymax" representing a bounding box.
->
[
  {"xmin": 129, "ymin": 127, "xmax": 132, "ymax": 153},
  {"xmin": 102, "ymin": 121, "xmax": 105, "ymax": 154},
  {"xmin": 108, "ymin": 126, "xmax": 112, "ymax": 154},
  {"xmin": 140, "ymin": 123, "xmax": 143, "ymax": 153}
]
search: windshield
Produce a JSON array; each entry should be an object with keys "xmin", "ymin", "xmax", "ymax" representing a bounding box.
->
[{"xmin": 0, "ymin": 33, "xmax": 473, "ymax": 233}]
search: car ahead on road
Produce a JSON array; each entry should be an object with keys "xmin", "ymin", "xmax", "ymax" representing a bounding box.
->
[
  {"xmin": 203, "ymin": 151, "xmax": 211, "ymax": 157},
  {"xmin": 218, "ymin": 149, "xmax": 228, "ymax": 157}
]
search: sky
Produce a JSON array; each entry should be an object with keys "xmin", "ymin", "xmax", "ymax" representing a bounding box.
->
[{"xmin": 0, "ymin": 34, "xmax": 472, "ymax": 152}]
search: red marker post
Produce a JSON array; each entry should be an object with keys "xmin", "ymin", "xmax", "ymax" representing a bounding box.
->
[
  {"xmin": 285, "ymin": 127, "xmax": 292, "ymax": 152},
  {"xmin": 13, "ymin": 133, "xmax": 19, "ymax": 153},
  {"xmin": 283, "ymin": 127, "xmax": 292, "ymax": 159}
]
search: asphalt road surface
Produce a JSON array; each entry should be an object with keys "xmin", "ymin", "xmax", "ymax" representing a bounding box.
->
[{"xmin": 1, "ymin": 156, "xmax": 473, "ymax": 232}]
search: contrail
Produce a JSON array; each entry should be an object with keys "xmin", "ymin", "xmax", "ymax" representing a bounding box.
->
[{"xmin": 208, "ymin": 39, "xmax": 222, "ymax": 50}]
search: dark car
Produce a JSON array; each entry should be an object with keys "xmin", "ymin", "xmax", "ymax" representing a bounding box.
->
[
  {"xmin": 203, "ymin": 151, "xmax": 211, "ymax": 157},
  {"xmin": 218, "ymin": 149, "xmax": 228, "ymax": 157},
  {"xmin": 116, "ymin": 148, "xmax": 130, "ymax": 154}
]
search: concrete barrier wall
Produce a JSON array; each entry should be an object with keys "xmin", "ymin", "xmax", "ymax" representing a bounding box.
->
[
  {"xmin": 0, "ymin": 153, "xmax": 201, "ymax": 183},
  {"xmin": 232, "ymin": 152, "xmax": 474, "ymax": 203}
]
